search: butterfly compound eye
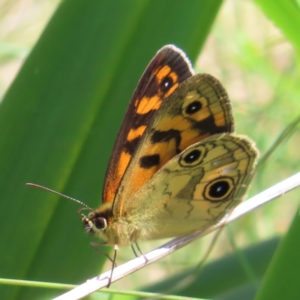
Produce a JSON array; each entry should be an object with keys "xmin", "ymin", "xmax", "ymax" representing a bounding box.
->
[
  {"xmin": 204, "ymin": 177, "xmax": 234, "ymax": 201},
  {"xmin": 94, "ymin": 217, "xmax": 107, "ymax": 230}
]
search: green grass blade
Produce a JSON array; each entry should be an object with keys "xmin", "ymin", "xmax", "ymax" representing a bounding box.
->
[{"xmin": 255, "ymin": 211, "xmax": 300, "ymax": 300}]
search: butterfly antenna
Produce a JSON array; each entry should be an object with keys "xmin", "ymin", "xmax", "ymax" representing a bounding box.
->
[{"xmin": 26, "ymin": 183, "xmax": 92, "ymax": 209}]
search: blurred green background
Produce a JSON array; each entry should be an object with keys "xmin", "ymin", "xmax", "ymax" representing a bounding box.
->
[{"xmin": 0, "ymin": 0, "xmax": 300, "ymax": 299}]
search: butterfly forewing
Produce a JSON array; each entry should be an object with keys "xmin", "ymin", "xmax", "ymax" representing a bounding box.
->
[
  {"xmin": 103, "ymin": 45, "xmax": 194, "ymax": 204},
  {"xmin": 114, "ymin": 74, "xmax": 235, "ymax": 215}
]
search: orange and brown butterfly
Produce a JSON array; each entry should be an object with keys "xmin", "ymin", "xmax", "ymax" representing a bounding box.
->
[{"xmin": 81, "ymin": 45, "xmax": 258, "ymax": 247}]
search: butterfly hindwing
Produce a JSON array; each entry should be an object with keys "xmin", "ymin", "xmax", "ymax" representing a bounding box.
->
[
  {"xmin": 119, "ymin": 134, "xmax": 258, "ymax": 242},
  {"xmin": 103, "ymin": 45, "xmax": 194, "ymax": 204}
]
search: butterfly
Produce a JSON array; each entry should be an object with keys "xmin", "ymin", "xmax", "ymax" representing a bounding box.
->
[{"xmin": 81, "ymin": 45, "xmax": 258, "ymax": 248}]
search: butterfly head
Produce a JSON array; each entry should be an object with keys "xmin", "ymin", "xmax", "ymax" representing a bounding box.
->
[{"xmin": 81, "ymin": 203, "xmax": 113, "ymax": 239}]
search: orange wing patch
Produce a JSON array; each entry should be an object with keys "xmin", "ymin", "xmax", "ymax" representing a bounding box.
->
[{"xmin": 127, "ymin": 126, "xmax": 147, "ymax": 141}]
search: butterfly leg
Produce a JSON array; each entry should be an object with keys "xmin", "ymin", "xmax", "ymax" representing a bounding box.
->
[
  {"xmin": 131, "ymin": 243, "xmax": 148, "ymax": 263},
  {"xmin": 106, "ymin": 245, "xmax": 118, "ymax": 287},
  {"xmin": 130, "ymin": 243, "xmax": 139, "ymax": 257},
  {"xmin": 90, "ymin": 241, "xmax": 116, "ymax": 265}
]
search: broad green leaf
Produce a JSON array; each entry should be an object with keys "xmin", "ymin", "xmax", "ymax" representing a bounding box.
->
[{"xmin": 0, "ymin": 0, "xmax": 222, "ymax": 299}]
